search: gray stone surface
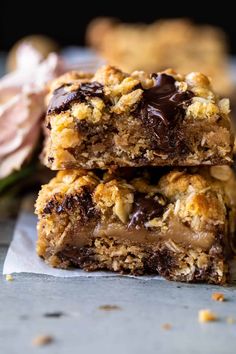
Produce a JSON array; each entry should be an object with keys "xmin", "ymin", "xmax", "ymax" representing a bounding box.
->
[{"xmin": 0, "ymin": 221, "xmax": 236, "ymax": 354}]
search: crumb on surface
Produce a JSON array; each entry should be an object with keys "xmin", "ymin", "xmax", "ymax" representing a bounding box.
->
[
  {"xmin": 161, "ymin": 323, "xmax": 172, "ymax": 330},
  {"xmin": 98, "ymin": 305, "xmax": 121, "ymax": 311},
  {"xmin": 226, "ymin": 317, "xmax": 235, "ymax": 324},
  {"xmin": 211, "ymin": 292, "xmax": 225, "ymax": 302},
  {"xmin": 198, "ymin": 309, "xmax": 218, "ymax": 323},
  {"xmin": 43, "ymin": 311, "xmax": 65, "ymax": 318},
  {"xmin": 32, "ymin": 335, "xmax": 54, "ymax": 346},
  {"xmin": 5, "ymin": 274, "xmax": 13, "ymax": 281}
]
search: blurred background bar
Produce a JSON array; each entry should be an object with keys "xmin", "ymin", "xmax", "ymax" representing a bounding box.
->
[{"xmin": 1, "ymin": 2, "xmax": 236, "ymax": 52}]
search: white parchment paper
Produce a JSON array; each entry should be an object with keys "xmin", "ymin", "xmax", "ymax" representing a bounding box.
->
[{"xmin": 3, "ymin": 212, "xmax": 162, "ymax": 279}]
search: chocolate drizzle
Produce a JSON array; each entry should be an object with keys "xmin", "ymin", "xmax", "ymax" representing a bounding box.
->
[
  {"xmin": 128, "ymin": 192, "xmax": 165, "ymax": 228},
  {"xmin": 137, "ymin": 73, "xmax": 193, "ymax": 152},
  {"xmin": 47, "ymin": 82, "xmax": 104, "ymax": 114}
]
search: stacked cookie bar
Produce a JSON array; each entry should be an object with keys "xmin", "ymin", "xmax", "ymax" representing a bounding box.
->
[{"xmin": 36, "ymin": 66, "xmax": 236, "ymax": 284}]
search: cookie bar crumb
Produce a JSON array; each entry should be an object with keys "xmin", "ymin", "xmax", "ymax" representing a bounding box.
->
[
  {"xmin": 161, "ymin": 323, "xmax": 172, "ymax": 330},
  {"xmin": 32, "ymin": 335, "xmax": 54, "ymax": 346},
  {"xmin": 198, "ymin": 309, "xmax": 218, "ymax": 323},
  {"xmin": 211, "ymin": 292, "xmax": 225, "ymax": 302},
  {"xmin": 5, "ymin": 274, "xmax": 13, "ymax": 281},
  {"xmin": 98, "ymin": 305, "xmax": 121, "ymax": 311}
]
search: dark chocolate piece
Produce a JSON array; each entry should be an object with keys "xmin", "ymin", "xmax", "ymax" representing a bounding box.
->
[
  {"xmin": 48, "ymin": 157, "xmax": 54, "ymax": 163},
  {"xmin": 43, "ymin": 200, "xmax": 56, "ymax": 215},
  {"xmin": 47, "ymin": 82, "xmax": 104, "ymax": 114},
  {"xmin": 43, "ymin": 187, "xmax": 98, "ymax": 223},
  {"xmin": 61, "ymin": 188, "xmax": 97, "ymax": 222},
  {"xmin": 128, "ymin": 192, "xmax": 165, "ymax": 227},
  {"xmin": 137, "ymin": 73, "xmax": 193, "ymax": 152}
]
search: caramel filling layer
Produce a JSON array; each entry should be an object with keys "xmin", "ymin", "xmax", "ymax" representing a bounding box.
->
[{"xmin": 55, "ymin": 217, "xmax": 216, "ymax": 252}]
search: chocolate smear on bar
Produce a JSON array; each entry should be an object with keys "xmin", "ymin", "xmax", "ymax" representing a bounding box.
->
[
  {"xmin": 136, "ymin": 73, "xmax": 193, "ymax": 152},
  {"xmin": 47, "ymin": 82, "xmax": 104, "ymax": 114}
]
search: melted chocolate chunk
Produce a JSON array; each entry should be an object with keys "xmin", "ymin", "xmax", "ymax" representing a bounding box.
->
[
  {"xmin": 128, "ymin": 192, "xmax": 165, "ymax": 228},
  {"xmin": 43, "ymin": 187, "xmax": 98, "ymax": 223},
  {"xmin": 46, "ymin": 122, "xmax": 51, "ymax": 130},
  {"xmin": 137, "ymin": 73, "xmax": 193, "ymax": 152},
  {"xmin": 58, "ymin": 246, "xmax": 96, "ymax": 268},
  {"xmin": 43, "ymin": 200, "xmax": 56, "ymax": 214},
  {"xmin": 48, "ymin": 157, "xmax": 54, "ymax": 163},
  {"xmin": 47, "ymin": 82, "xmax": 104, "ymax": 114},
  {"xmin": 144, "ymin": 248, "xmax": 176, "ymax": 276}
]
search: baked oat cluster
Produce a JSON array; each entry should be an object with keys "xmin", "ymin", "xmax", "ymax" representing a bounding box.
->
[
  {"xmin": 86, "ymin": 18, "xmax": 233, "ymax": 97},
  {"xmin": 43, "ymin": 66, "xmax": 233, "ymax": 170},
  {"xmin": 35, "ymin": 64, "xmax": 236, "ymax": 284}
]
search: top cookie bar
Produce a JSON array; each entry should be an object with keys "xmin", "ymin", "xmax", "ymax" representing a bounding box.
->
[{"xmin": 43, "ymin": 66, "xmax": 233, "ymax": 170}]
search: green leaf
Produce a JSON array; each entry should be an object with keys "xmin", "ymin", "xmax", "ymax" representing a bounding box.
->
[{"xmin": 0, "ymin": 164, "xmax": 35, "ymax": 194}]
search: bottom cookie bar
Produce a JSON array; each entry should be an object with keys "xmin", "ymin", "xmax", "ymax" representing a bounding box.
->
[{"xmin": 35, "ymin": 167, "xmax": 236, "ymax": 284}]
